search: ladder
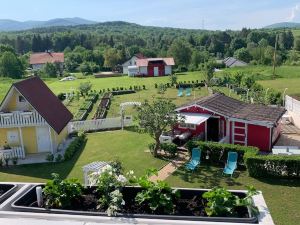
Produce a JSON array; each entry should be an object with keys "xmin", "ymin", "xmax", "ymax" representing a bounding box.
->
[{"xmin": 232, "ymin": 122, "xmax": 247, "ymax": 146}]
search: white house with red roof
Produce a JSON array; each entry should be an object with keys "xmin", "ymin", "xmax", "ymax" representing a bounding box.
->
[
  {"xmin": 122, "ymin": 53, "xmax": 145, "ymax": 74},
  {"xmin": 127, "ymin": 57, "xmax": 175, "ymax": 77},
  {"xmin": 29, "ymin": 52, "xmax": 64, "ymax": 71}
]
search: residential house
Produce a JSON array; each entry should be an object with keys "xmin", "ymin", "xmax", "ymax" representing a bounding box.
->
[
  {"xmin": 29, "ymin": 52, "xmax": 64, "ymax": 72},
  {"xmin": 0, "ymin": 77, "xmax": 73, "ymax": 158},
  {"xmin": 122, "ymin": 53, "xmax": 145, "ymax": 74},
  {"xmin": 223, "ymin": 57, "xmax": 247, "ymax": 68},
  {"xmin": 175, "ymin": 93, "xmax": 285, "ymax": 151},
  {"xmin": 128, "ymin": 58, "xmax": 175, "ymax": 77}
]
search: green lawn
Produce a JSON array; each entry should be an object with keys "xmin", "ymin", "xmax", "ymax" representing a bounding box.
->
[
  {"xmin": 0, "ymin": 130, "xmax": 166, "ymax": 182},
  {"xmin": 166, "ymin": 164, "xmax": 300, "ymax": 225}
]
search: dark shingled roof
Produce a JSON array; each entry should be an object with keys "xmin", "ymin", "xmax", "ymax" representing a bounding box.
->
[
  {"xmin": 179, "ymin": 93, "xmax": 285, "ymax": 125},
  {"xmin": 13, "ymin": 76, "xmax": 73, "ymax": 134}
]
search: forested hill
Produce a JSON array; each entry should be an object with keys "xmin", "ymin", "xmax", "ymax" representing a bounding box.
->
[{"xmin": 0, "ymin": 21, "xmax": 298, "ymax": 79}]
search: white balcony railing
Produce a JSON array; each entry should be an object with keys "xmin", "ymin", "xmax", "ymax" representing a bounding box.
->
[
  {"xmin": 0, "ymin": 111, "xmax": 46, "ymax": 128},
  {"xmin": 0, "ymin": 146, "xmax": 25, "ymax": 159}
]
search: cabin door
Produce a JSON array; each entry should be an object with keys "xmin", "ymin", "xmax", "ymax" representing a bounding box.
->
[
  {"xmin": 154, "ymin": 67, "xmax": 159, "ymax": 76},
  {"xmin": 36, "ymin": 127, "xmax": 52, "ymax": 153}
]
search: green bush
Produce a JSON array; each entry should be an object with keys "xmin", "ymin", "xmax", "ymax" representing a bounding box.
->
[
  {"xmin": 245, "ymin": 155, "xmax": 300, "ymax": 178},
  {"xmin": 160, "ymin": 143, "xmax": 178, "ymax": 158},
  {"xmin": 186, "ymin": 141, "xmax": 258, "ymax": 165},
  {"xmin": 64, "ymin": 134, "xmax": 87, "ymax": 161}
]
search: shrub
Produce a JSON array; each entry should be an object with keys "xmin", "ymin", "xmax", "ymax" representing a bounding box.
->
[
  {"xmin": 186, "ymin": 141, "xmax": 259, "ymax": 166},
  {"xmin": 160, "ymin": 143, "xmax": 178, "ymax": 158},
  {"xmin": 244, "ymin": 155, "xmax": 300, "ymax": 178},
  {"xmin": 64, "ymin": 134, "xmax": 87, "ymax": 161},
  {"xmin": 43, "ymin": 173, "xmax": 83, "ymax": 209},
  {"xmin": 55, "ymin": 154, "xmax": 63, "ymax": 162},
  {"xmin": 46, "ymin": 154, "xmax": 54, "ymax": 162},
  {"xmin": 57, "ymin": 93, "xmax": 66, "ymax": 101},
  {"xmin": 12, "ymin": 157, "xmax": 18, "ymax": 165}
]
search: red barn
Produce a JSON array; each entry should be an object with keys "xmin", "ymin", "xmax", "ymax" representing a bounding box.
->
[
  {"xmin": 175, "ymin": 93, "xmax": 286, "ymax": 151},
  {"xmin": 128, "ymin": 58, "xmax": 175, "ymax": 77}
]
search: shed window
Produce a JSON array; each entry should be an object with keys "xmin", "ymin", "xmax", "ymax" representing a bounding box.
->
[
  {"xmin": 179, "ymin": 123, "xmax": 196, "ymax": 130},
  {"xmin": 7, "ymin": 131, "xmax": 19, "ymax": 144}
]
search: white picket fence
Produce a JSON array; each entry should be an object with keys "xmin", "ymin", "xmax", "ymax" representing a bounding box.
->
[
  {"xmin": 68, "ymin": 116, "xmax": 133, "ymax": 132},
  {"xmin": 0, "ymin": 147, "xmax": 26, "ymax": 159}
]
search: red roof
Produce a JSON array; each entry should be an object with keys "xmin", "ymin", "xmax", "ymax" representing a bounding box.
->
[
  {"xmin": 13, "ymin": 77, "xmax": 73, "ymax": 134},
  {"xmin": 29, "ymin": 52, "xmax": 64, "ymax": 65},
  {"xmin": 136, "ymin": 58, "xmax": 175, "ymax": 67}
]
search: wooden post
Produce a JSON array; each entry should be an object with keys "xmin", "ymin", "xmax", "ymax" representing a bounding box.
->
[
  {"xmin": 48, "ymin": 126, "xmax": 54, "ymax": 154},
  {"xmin": 18, "ymin": 127, "xmax": 24, "ymax": 153}
]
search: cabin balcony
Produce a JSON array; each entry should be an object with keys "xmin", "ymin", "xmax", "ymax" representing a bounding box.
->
[{"xmin": 0, "ymin": 111, "xmax": 46, "ymax": 128}]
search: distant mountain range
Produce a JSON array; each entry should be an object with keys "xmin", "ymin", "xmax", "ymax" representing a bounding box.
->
[
  {"xmin": 264, "ymin": 22, "xmax": 300, "ymax": 29},
  {"xmin": 0, "ymin": 17, "xmax": 97, "ymax": 31}
]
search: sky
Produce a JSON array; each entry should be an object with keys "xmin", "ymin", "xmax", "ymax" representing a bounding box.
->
[{"xmin": 1, "ymin": 0, "xmax": 300, "ymax": 30}]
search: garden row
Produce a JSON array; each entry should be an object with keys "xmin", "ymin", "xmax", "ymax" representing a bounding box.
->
[
  {"xmin": 74, "ymin": 92, "xmax": 99, "ymax": 121},
  {"xmin": 154, "ymin": 80, "xmax": 205, "ymax": 89},
  {"xmin": 93, "ymin": 92, "xmax": 112, "ymax": 119},
  {"xmin": 187, "ymin": 141, "xmax": 300, "ymax": 179}
]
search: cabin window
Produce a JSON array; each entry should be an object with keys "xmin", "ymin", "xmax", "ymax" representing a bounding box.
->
[
  {"xmin": 179, "ymin": 123, "xmax": 196, "ymax": 130},
  {"xmin": 18, "ymin": 96, "xmax": 26, "ymax": 103}
]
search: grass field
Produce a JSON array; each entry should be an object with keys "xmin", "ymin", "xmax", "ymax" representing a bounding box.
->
[
  {"xmin": 166, "ymin": 164, "xmax": 300, "ymax": 225},
  {"xmin": 0, "ymin": 130, "xmax": 166, "ymax": 182}
]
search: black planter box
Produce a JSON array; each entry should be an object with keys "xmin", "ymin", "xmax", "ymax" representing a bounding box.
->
[
  {"xmin": 11, "ymin": 185, "xmax": 258, "ymax": 224},
  {"xmin": 0, "ymin": 184, "xmax": 17, "ymax": 203}
]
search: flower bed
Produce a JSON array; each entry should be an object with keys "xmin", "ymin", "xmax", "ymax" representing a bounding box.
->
[
  {"xmin": 93, "ymin": 92, "xmax": 112, "ymax": 119},
  {"xmin": 11, "ymin": 164, "xmax": 259, "ymax": 224}
]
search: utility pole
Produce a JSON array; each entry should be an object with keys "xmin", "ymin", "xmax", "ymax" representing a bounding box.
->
[{"xmin": 272, "ymin": 34, "xmax": 278, "ymax": 79}]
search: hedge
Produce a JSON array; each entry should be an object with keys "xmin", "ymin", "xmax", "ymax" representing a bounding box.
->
[
  {"xmin": 64, "ymin": 134, "xmax": 87, "ymax": 161},
  {"xmin": 186, "ymin": 141, "xmax": 258, "ymax": 165},
  {"xmin": 187, "ymin": 141, "xmax": 300, "ymax": 179},
  {"xmin": 245, "ymin": 155, "xmax": 300, "ymax": 178}
]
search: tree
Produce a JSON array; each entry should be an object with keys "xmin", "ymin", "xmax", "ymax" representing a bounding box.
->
[
  {"xmin": 168, "ymin": 39, "xmax": 192, "ymax": 66},
  {"xmin": 136, "ymin": 98, "xmax": 179, "ymax": 157},
  {"xmin": 234, "ymin": 48, "xmax": 252, "ymax": 63},
  {"xmin": 42, "ymin": 62, "xmax": 57, "ymax": 77},
  {"xmin": 230, "ymin": 38, "xmax": 246, "ymax": 51},
  {"xmin": 294, "ymin": 37, "xmax": 300, "ymax": 51},
  {"xmin": 0, "ymin": 51, "xmax": 24, "ymax": 78},
  {"xmin": 79, "ymin": 61, "xmax": 93, "ymax": 75},
  {"xmin": 104, "ymin": 48, "xmax": 120, "ymax": 69},
  {"xmin": 203, "ymin": 61, "xmax": 215, "ymax": 86},
  {"xmin": 78, "ymin": 82, "xmax": 92, "ymax": 96}
]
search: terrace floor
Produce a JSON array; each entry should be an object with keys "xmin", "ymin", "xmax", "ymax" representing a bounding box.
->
[{"xmin": 275, "ymin": 124, "xmax": 300, "ymax": 147}]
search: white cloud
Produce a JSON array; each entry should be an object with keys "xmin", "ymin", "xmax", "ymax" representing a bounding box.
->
[{"xmin": 287, "ymin": 3, "xmax": 300, "ymax": 21}]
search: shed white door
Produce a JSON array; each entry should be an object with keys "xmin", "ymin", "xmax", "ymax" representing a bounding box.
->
[
  {"xmin": 36, "ymin": 127, "xmax": 52, "ymax": 153},
  {"xmin": 154, "ymin": 67, "xmax": 159, "ymax": 76}
]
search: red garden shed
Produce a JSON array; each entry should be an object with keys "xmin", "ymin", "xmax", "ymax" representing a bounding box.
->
[{"xmin": 175, "ymin": 93, "xmax": 286, "ymax": 151}]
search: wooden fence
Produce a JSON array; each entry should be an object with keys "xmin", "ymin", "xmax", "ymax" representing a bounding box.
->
[{"xmin": 68, "ymin": 116, "xmax": 133, "ymax": 132}]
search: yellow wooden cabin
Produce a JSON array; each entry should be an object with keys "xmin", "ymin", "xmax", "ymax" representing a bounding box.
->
[{"xmin": 0, "ymin": 77, "xmax": 73, "ymax": 158}]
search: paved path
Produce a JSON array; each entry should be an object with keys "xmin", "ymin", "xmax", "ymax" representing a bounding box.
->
[{"xmin": 149, "ymin": 152, "xmax": 189, "ymax": 182}]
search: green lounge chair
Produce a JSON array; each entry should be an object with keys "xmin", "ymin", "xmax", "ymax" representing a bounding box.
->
[
  {"xmin": 177, "ymin": 88, "xmax": 183, "ymax": 97},
  {"xmin": 185, "ymin": 148, "xmax": 201, "ymax": 171},
  {"xmin": 186, "ymin": 88, "xmax": 192, "ymax": 97},
  {"xmin": 223, "ymin": 152, "xmax": 238, "ymax": 177}
]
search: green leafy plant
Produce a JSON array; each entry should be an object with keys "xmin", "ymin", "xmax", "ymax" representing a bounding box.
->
[
  {"xmin": 12, "ymin": 156, "xmax": 18, "ymax": 165},
  {"xmin": 88, "ymin": 164, "xmax": 128, "ymax": 216},
  {"xmin": 46, "ymin": 153, "xmax": 54, "ymax": 162},
  {"xmin": 55, "ymin": 154, "xmax": 63, "ymax": 162},
  {"xmin": 133, "ymin": 169, "xmax": 180, "ymax": 214},
  {"xmin": 160, "ymin": 143, "xmax": 178, "ymax": 158},
  {"xmin": 43, "ymin": 173, "xmax": 83, "ymax": 209},
  {"xmin": 202, "ymin": 186, "xmax": 259, "ymax": 217}
]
